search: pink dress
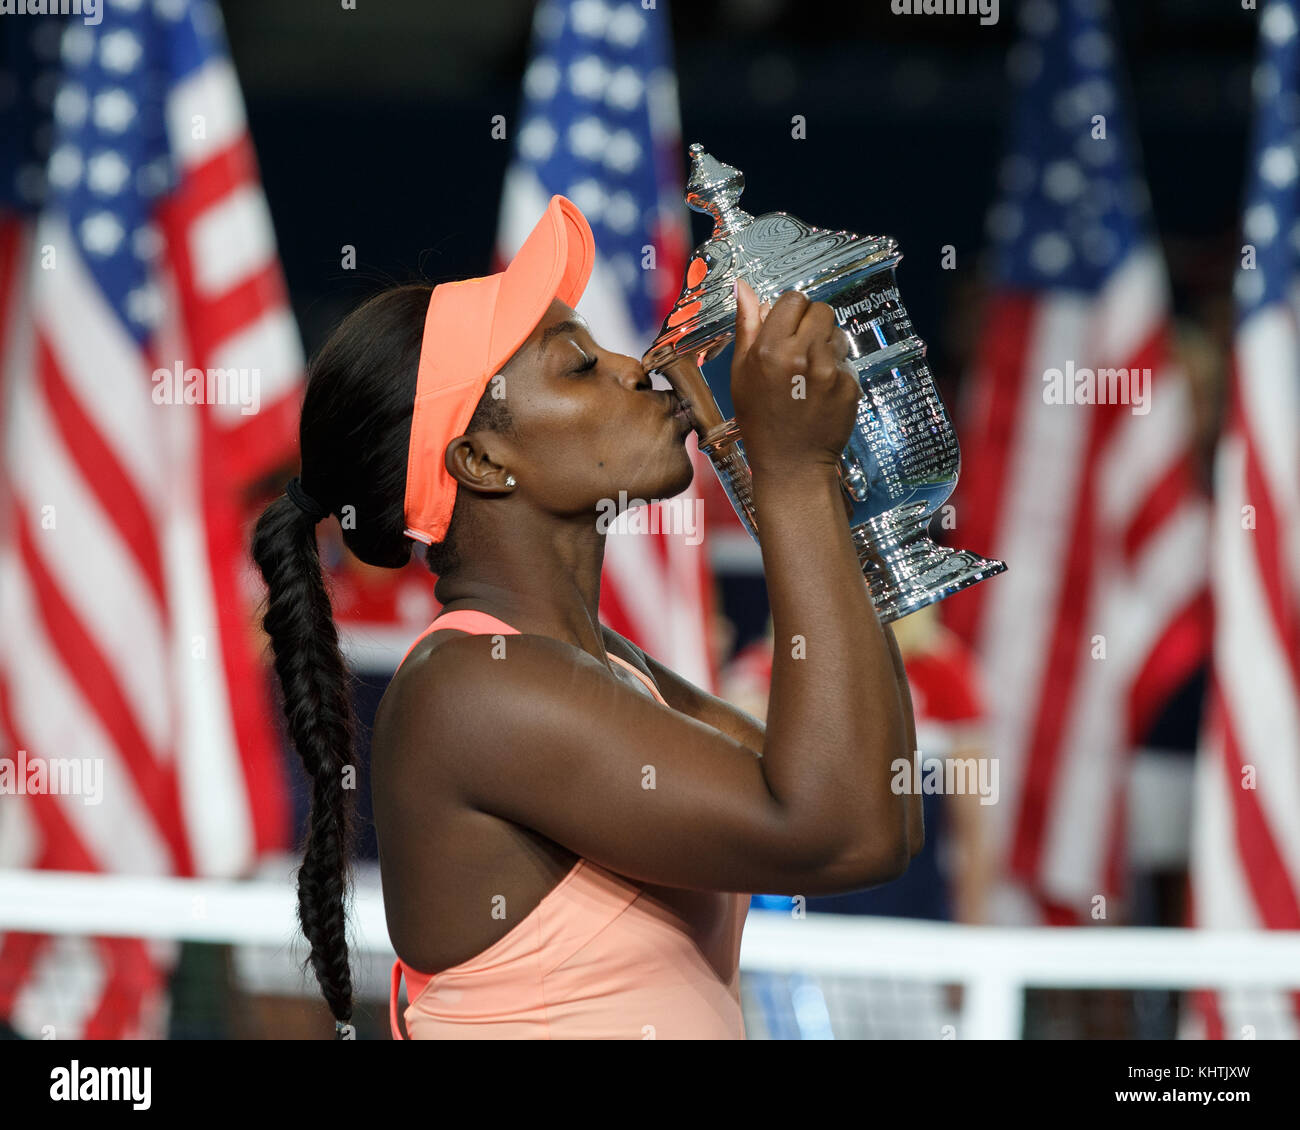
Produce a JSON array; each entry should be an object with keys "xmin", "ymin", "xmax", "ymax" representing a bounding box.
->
[{"xmin": 387, "ymin": 609, "xmax": 749, "ymax": 1039}]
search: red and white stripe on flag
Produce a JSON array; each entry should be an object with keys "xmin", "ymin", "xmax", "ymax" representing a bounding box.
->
[
  {"xmin": 0, "ymin": 8, "xmax": 298, "ymax": 1039},
  {"xmin": 946, "ymin": 0, "xmax": 1210, "ymax": 925},
  {"xmin": 1188, "ymin": 0, "xmax": 1300, "ymax": 1040},
  {"xmin": 950, "ymin": 254, "xmax": 1209, "ymax": 925}
]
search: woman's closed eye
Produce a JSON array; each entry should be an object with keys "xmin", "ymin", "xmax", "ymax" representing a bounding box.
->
[{"xmin": 571, "ymin": 351, "xmax": 598, "ymax": 374}]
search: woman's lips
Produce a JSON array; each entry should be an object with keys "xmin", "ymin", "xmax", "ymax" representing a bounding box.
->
[{"xmin": 669, "ymin": 395, "xmax": 694, "ymax": 434}]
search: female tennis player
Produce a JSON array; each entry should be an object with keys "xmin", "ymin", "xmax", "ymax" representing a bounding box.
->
[{"xmin": 251, "ymin": 195, "xmax": 920, "ymax": 1040}]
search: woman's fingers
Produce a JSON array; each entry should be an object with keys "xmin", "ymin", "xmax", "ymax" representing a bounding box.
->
[{"xmin": 733, "ymin": 278, "xmax": 763, "ymax": 362}]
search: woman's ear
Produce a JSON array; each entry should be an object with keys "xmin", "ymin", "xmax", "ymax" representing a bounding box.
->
[{"xmin": 444, "ymin": 434, "xmax": 515, "ymax": 495}]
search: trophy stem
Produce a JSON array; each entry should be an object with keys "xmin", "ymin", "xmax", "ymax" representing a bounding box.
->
[
  {"xmin": 698, "ymin": 419, "xmax": 759, "ymax": 543},
  {"xmin": 851, "ymin": 504, "xmax": 1006, "ymax": 623}
]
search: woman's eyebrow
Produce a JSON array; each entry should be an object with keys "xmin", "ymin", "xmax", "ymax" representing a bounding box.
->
[{"xmin": 537, "ymin": 316, "xmax": 592, "ymax": 357}]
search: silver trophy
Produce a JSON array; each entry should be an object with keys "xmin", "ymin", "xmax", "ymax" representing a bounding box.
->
[{"xmin": 643, "ymin": 144, "xmax": 1006, "ymax": 622}]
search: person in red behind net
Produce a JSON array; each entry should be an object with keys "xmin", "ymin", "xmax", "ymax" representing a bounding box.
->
[{"xmin": 723, "ymin": 601, "xmax": 996, "ymax": 1038}]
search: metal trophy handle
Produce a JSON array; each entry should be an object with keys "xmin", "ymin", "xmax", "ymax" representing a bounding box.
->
[{"xmin": 643, "ymin": 144, "xmax": 1006, "ymax": 623}]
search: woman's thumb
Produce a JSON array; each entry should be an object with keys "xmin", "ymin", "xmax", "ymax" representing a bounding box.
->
[{"xmin": 733, "ymin": 278, "xmax": 760, "ymax": 361}]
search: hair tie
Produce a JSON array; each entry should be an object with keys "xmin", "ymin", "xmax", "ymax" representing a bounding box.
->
[{"xmin": 285, "ymin": 476, "xmax": 330, "ymax": 522}]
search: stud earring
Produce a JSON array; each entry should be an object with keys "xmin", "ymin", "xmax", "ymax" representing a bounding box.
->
[{"xmin": 505, "ymin": 474, "xmax": 516, "ymax": 487}]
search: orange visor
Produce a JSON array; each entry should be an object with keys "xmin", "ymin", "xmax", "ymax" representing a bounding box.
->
[{"xmin": 403, "ymin": 194, "xmax": 596, "ymax": 545}]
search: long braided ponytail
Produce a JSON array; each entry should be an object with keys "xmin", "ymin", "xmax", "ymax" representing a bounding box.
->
[
  {"xmin": 250, "ymin": 282, "xmax": 514, "ymax": 1035},
  {"xmin": 252, "ymin": 494, "xmax": 358, "ymax": 1032}
]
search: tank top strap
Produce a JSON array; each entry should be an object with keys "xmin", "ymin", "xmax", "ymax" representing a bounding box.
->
[
  {"xmin": 398, "ymin": 609, "xmax": 521, "ymax": 668},
  {"xmin": 391, "ymin": 959, "xmax": 437, "ymax": 1040},
  {"xmin": 389, "ymin": 960, "xmax": 405, "ymax": 1039},
  {"xmin": 607, "ymin": 653, "xmax": 667, "ymax": 705}
]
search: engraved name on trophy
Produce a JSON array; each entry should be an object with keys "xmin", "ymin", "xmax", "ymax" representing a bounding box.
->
[{"xmin": 643, "ymin": 144, "xmax": 1006, "ymax": 622}]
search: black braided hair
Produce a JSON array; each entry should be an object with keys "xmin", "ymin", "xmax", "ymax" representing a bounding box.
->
[{"xmin": 250, "ymin": 282, "xmax": 513, "ymax": 1034}]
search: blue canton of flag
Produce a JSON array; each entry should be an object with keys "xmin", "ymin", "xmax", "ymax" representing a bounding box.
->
[
  {"xmin": 1234, "ymin": 0, "xmax": 1300, "ymax": 319},
  {"xmin": 990, "ymin": 0, "xmax": 1149, "ymax": 293},
  {"xmin": 37, "ymin": 0, "xmax": 227, "ymax": 345},
  {"xmin": 514, "ymin": 0, "xmax": 675, "ymax": 335}
]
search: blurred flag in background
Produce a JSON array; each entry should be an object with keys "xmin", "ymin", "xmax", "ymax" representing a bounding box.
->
[
  {"xmin": 495, "ymin": 0, "xmax": 718, "ymax": 689},
  {"xmin": 1189, "ymin": 0, "xmax": 1300, "ymax": 1040},
  {"xmin": 948, "ymin": 0, "xmax": 1210, "ymax": 924},
  {"xmin": 0, "ymin": 1, "xmax": 299, "ymax": 1037}
]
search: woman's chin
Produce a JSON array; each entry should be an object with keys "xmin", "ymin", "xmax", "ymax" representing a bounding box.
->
[
  {"xmin": 654, "ymin": 455, "xmax": 696, "ymax": 500},
  {"xmin": 613, "ymin": 449, "xmax": 696, "ymax": 505}
]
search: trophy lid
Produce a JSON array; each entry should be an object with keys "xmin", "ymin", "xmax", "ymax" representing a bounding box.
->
[{"xmin": 642, "ymin": 143, "xmax": 898, "ymax": 373}]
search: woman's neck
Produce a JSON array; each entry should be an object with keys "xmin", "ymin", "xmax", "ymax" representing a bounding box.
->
[{"xmin": 431, "ymin": 510, "xmax": 610, "ymax": 665}]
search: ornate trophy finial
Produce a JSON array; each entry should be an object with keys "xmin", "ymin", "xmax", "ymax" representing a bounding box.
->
[
  {"xmin": 683, "ymin": 143, "xmax": 753, "ymax": 238},
  {"xmin": 644, "ymin": 145, "xmax": 896, "ymax": 376}
]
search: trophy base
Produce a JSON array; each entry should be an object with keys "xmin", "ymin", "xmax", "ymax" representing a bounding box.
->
[{"xmin": 851, "ymin": 503, "xmax": 1006, "ymax": 624}]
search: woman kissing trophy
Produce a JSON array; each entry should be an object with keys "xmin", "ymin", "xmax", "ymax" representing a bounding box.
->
[{"xmin": 643, "ymin": 144, "xmax": 1006, "ymax": 622}]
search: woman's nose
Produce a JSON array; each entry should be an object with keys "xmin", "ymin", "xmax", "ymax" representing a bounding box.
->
[{"xmin": 614, "ymin": 355, "xmax": 653, "ymax": 391}]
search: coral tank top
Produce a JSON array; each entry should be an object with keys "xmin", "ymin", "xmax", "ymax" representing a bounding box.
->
[{"xmin": 388, "ymin": 609, "xmax": 749, "ymax": 1039}]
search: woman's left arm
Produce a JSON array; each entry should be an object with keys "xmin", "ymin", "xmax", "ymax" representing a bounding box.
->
[{"xmin": 604, "ymin": 625, "xmax": 923, "ymax": 857}]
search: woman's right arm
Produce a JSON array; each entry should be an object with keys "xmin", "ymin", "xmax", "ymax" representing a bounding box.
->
[
  {"xmin": 388, "ymin": 285, "xmax": 912, "ymax": 895},
  {"xmin": 724, "ymin": 280, "xmax": 912, "ymax": 884}
]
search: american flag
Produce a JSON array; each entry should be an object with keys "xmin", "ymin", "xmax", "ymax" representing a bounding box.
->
[
  {"xmin": 0, "ymin": 1, "xmax": 298, "ymax": 1037},
  {"xmin": 947, "ymin": 0, "xmax": 1210, "ymax": 924},
  {"xmin": 493, "ymin": 0, "xmax": 717, "ymax": 689},
  {"xmin": 1189, "ymin": 0, "xmax": 1300, "ymax": 1040}
]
